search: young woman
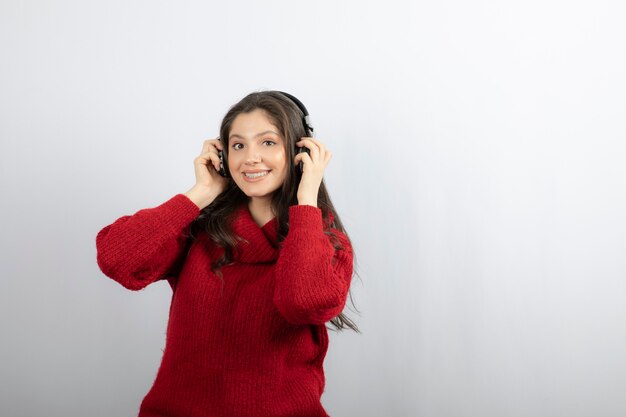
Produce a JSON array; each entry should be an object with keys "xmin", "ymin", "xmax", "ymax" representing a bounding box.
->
[{"xmin": 96, "ymin": 91, "xmax": 359, "ymax": 417}]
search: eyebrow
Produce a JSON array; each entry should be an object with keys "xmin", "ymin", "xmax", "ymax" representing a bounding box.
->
[{"xmin": 229, "ymin": 130, "xmax": 281, "ymax": 141}]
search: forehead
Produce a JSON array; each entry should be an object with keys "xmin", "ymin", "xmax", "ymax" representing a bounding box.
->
[{"xmin": 229, "ymin": 109, "xmax": 281, "ymax": 139}]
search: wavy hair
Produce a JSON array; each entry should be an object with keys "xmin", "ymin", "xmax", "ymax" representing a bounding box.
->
[{"xmin": 189, "ymin": 91, "xmax": 360, "ymax": 333}]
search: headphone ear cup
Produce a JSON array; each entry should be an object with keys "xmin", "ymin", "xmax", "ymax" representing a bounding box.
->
[{"xmin": 218, "ymin": 150, "xmax": 228, "ymax": 178}]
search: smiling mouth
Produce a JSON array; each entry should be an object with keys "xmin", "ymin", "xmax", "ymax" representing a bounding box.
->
[{"xmin": 243, "ymin": 170, "xmax": 271, "ymax": 179}]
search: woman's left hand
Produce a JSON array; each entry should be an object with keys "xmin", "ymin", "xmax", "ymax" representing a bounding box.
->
[{"xmin": 294, "ymin": 137, "xmax": 332, "ymax": 207}]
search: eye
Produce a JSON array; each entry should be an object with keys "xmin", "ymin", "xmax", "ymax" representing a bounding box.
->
[{"xmin": 231, "ymin": 140, "xmax": 276, "ymax": 150}]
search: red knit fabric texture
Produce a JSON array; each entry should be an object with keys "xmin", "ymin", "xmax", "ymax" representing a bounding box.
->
[{"xmin": 95, "ymin": 194, "xmax": 353, "ymax": 417}]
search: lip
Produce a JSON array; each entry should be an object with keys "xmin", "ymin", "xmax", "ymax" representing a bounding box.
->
[
  {"xmin": 242, "ymin": 169, "xmax": 271, "ymax": 182},
  {"xmin": 242, "ymin": 169, "xmax": 271, "ymax": 174}
]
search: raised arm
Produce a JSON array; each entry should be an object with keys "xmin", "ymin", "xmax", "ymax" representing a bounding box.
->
[
  {"xmin": 273, "ymin": 205, "xmax": 354, "ymax": 325},
  {"xmin": 96, "ymin": 194, "xmax": 200, "ymax": 291}
]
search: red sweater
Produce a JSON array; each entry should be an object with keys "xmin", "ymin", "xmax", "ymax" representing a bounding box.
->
[{"xmin": 95, "ymin": 194, "xmax": 353, "ymax": 417}]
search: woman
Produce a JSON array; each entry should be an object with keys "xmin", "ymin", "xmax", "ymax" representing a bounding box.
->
[{"xmin": 96, "ymin": 90, "xmax": 359, "ymax": 416}]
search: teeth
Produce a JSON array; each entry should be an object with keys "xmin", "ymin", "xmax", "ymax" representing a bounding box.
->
[{"xmin": 244, "ymin": 171, "xmax": 269, "ymax": 178}]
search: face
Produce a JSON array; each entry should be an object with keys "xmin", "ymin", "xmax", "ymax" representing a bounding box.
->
[{"xmin": 227, "ymin": 108, "xmax": 288, "ymax": 204}]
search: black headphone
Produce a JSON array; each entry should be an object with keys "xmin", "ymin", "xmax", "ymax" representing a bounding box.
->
[{"xmin": 218, "ymin": 91, "xmax": 313, "ymax": 177}]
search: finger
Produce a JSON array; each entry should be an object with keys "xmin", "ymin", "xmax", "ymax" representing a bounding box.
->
[
  {"xmin": 200, "ymin": 141, "xmax": 221, "ymax": 156},
  {"xmin": 198, "ymin": 150, "xmax": 221, "ymax": 171},
  {"xmin": 300, "ymin": 137, "xmax": 325, "ymax": 151},
  {"xmin": 202, "ymin": 140, "xmax": 213, "ymax": 154},
  {"xmin": 207, "ymin": 151, "xmax": 222, "ymax": 171},
  {"xmin": 203, "ymin": 137, "xmax": 223, "ymax": 153},
  {"xmin": 294, "ymin": 152, "xmax": 312, "ymax": 167},
  {"xmin": 299, "ymin": 138, "xmax": 328, "ymax": 156},
  {"xmin": 297, "ymin": 138, "xmax": 318, "ymax": 147},
  {"xmin": 298, "ymin": 139, "xmax": 321, "ymax": 162},
  {"xmin": 213, "ymin": 137, "xmax": 223, "ymax": 150}
]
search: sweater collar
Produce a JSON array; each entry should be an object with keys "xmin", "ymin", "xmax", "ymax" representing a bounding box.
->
[
  {"xmin": 228, "ymin": 203, "xmax": 335, "ymax": 264},
  {"xmin": 230, "ymin": 204, "xmax": 279, "ymax": 264}
]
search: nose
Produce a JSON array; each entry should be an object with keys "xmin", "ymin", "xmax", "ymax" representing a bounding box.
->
[{"xmin": 244, "ymin": 146, "xmax": 262, "ymax": 165}]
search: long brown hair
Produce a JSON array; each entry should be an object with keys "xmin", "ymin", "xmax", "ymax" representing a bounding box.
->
[{"xmin": 189, "ymin": 91, "xmax": 361, "ymax": 333}]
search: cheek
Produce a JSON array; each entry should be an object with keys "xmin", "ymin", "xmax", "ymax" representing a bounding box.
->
[
  {"xmin": 269, "ymin": 149, "xmax": 287, "ymax": 168},
  {"xmin": 228, "ymin": 152, "xmax": 245, "ymax": 167}
]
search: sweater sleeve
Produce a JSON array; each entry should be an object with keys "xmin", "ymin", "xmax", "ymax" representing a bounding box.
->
[
  {"xmin": 95, "ymin": 194, "xmax": 200, "ymax": 291},
  {"xmin": 273, "ymin": 205, "xmax": 354, "ymax": 325}
]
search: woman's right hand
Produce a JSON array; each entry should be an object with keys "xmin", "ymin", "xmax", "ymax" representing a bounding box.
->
[{"xmin": 184, "ymin": 137, "xmax": 228, "ymax": 209}]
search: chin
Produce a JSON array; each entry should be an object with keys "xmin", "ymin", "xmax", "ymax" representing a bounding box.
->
[
  {"xmin": 236, "ymin": 180, "xmax": 283, "ymax": 197},
  {"xmin": 243, "ymin": 190, "xmax": 277, "ymax": 198},
  {"xmin": 240, "ymin": 185, "xmax": 282, "ymax": 198}
]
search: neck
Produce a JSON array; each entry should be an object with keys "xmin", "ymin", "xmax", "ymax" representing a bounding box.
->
[{"xmin": 248, "ymin": 197, "xmax": 275, "ymax": 227}]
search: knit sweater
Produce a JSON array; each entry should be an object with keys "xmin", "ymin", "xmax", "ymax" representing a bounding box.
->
[{"xmin": 95, "ymin": 194, "xmax": 353, "ymax": 417}]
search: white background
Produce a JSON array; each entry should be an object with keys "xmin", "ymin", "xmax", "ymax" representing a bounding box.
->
[{"xmin": 1, "ymin": 1, "xmax": 625, "ymax": 416}]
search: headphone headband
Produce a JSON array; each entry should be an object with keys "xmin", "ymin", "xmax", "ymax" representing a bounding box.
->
[{"xmin": 274, "ymin": 91, "xmax": 314, "ymax": 137}]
